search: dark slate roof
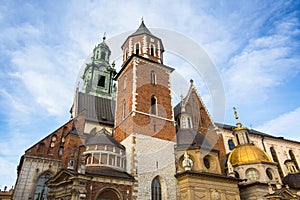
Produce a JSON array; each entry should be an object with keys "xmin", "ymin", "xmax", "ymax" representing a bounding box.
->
[
  {"xmin": 78, "ymin": 92, "xmax": 115, "ymax": 125},
  {"xmin": 283, "ymin": 173, "xmax": 300, "ymax": 189},
  {"xmin": 85, "ymin": 128, "xmax": 125, "ymax": 150},
  {"xmin": 86, "ymin": 168, "xmax": 134, "ymax": 181},
  {"xmin": 176, "ymin": 129, "xmax": 213, "ymax": 150},
  {"xmin": 173, "ymin": 102, "xmax": 181, "ymax": 118},
  {"xmin": 130, "ymin": 21, "xmax": 153, "ymax": 37}
]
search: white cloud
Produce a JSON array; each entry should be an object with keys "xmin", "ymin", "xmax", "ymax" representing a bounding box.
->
[
  {"xmin": 0, "ymin": 157, "xmax": 16, "ymax": 189},
  {"xmin": 0, "ymin": 0, "xmax": 299, "ymax": 191},
  {"xmin": 223, "ymin": 23, "xmax": 300, "ymax": 105},
  {"xmin": 255, "ymin": 107, "xmax": 300, "ymax": 141}
]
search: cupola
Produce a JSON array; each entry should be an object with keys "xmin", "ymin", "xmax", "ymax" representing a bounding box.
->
[
  {"xmin": 83, "ymin": 128, "xmax": 126, "ymax": 171},
  {"xmin": 92, "ymin": 33, "xmax": 111, "ymax": 64},
  {"xmin": 121, "ymin": 19, "xmax": 164, "ymax": 64}
]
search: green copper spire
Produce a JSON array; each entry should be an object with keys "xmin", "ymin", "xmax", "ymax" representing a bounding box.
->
[{"xmin": 81, "ymin": 34, "xmax": 116, "ymax": 99}]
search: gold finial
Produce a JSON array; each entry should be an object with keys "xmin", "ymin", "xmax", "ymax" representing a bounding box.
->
[
  {"xmin": 233, "ymin": 107, "xmax": 242, "ymax": 127},
  {"xmin": 102, "ymin": 32, "xmax": 106, "ymax": 42},
  {"xmin": 233, "ymin": 107, "xmax": 239, "ymax": 121},
  {"xmin": 233, "ymin": 107, "xmax": 244, "ymax": 129}
]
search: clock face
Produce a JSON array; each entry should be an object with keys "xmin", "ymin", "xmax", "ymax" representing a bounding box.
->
[
  {"xmin": 50, "ymin": 142, "xmax": 55, "ymax": 148},
  {"xmin": 52, "ymin": 136, "xmax": 57, "ymax": 142}
]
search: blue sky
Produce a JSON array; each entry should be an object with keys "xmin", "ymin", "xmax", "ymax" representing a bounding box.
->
[{"xmin": 0, "ymin": 0, "xmax": 299, "ymax": 189}]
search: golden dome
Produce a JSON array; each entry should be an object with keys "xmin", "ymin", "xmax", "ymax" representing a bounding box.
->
[{"xmin": 228, "ymin": 144, "xmax": 273, "ymax": 166}]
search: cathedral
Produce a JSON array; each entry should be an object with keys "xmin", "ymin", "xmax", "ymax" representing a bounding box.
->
[{"xmin": 13, "ymin": 21, "xmax": 300, "ymax": 200}]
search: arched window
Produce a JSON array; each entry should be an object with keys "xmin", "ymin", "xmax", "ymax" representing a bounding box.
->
[
  {"xmin": 135, "ymin": 43, "xmax": 140, "ymax": 54},
  {"xmin": 151, "ymin": 96, "xmax": 157, "ymax": 115},
  {"xmin": 151, "ymin": 177, "xmax": 162, "ymax": 200},
  {"xmin": 33, "ymin": 173, "xmax": 51, "ymax": 200},
  {"xmin": 101, "ymin": 52, "xmax": 106, "ymax": 60},
  {"xmin": 270, "ymin": 147, "xmax": 284, "ymax": 178},
  {"xmin": 122, "ymin": 100, "xmax": 126, "ymax": 119},
  {"xmin": 289, "ymin": 150, "xmax": 299, "ymax": 170},
  {"xmin": 246, "ymin": 168, "xmax": 259, "ymax": 181},
  {"xmin": 96, "ymin": 50, "xmax": 99, "ymax": 59},
  {"xmin": 150, "ymin": 44, "xmax": 155, "ymax": 56},
  {"xmin": 228, "ymin": 139, "xmax": 235, "ymax": 150},
  {"xmin": 98, "ymin": 75, "xmax": 105, "ymax": 87},
  {"xmin": 151, "ymin": 71, "xmax": 157, "ymax": 85}
]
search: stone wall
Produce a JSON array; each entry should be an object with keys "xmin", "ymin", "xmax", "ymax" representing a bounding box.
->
[
  {"xmin": 13, "ymin": 156, "xmax": 61, "ymax": 199},
  {"xmin": 121, "ymin": 133, "xmax": 177, "ymax": 200}
]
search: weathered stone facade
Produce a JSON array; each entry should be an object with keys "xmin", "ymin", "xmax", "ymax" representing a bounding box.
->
[{"xmin": 121, "ymin": 134, "xmax": 177, "ymax": 200}]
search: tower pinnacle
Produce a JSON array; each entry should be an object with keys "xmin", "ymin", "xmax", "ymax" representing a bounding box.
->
[
  {"xmin": 102, "ymin": 32, "xmax": 106, "ymax": 42},
  {"xmin": 233, "ymin": 107, "xmax": 242, "ymax": 128}
]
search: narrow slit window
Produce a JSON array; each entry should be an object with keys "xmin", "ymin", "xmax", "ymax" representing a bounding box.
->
[
  {"xmin": 135, "ymin": 43, "xmax": 140, "ymax": 54},
  {"xmin": 151, "ymin": 71, "xmax": 157, "ymax": 85},
  {"xmin": 124, "ymin": 75, "xmax": 127, "ymax": 90},
  {"xmin": 122, "ymin": 100, "xmax": 126, "ymax": 119},
  {"xmin": 150, "ymin": 44, "xmax": 155, "ymax": 56},
  {"xmin": 151, "ymin": 96, "xmax": 157, "ymax": 115}
]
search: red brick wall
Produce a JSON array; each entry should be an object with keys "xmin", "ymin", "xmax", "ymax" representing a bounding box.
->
[
  {"xmin": 122, "ymin": 35, "xmax": 163, "ymax": 63},
  {"xmin": 114, "ymin": 57, "xmax": 176, "ymax": 142}
]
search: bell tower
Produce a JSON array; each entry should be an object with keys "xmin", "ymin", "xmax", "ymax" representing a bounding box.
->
[
  {"xmin": 81, "ymin": 34, "xmax": 116, "ymax": 99},
  {"xmin": 114, "ymin": 20, "xmax": 176, "ymax": 142}
]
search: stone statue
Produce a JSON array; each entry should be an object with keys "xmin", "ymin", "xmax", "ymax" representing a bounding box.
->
[{"xmin": 182, "ymin": 152, "xmax": 193, "ymax": 171}]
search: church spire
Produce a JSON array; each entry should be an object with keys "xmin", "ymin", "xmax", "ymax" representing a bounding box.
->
[{"xmin": 81, "ymin": 34, "xmax": 116, "ymax": 99}]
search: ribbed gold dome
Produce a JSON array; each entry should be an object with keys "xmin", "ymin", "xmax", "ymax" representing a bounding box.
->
[{"xmin": 228, "ymin": 144, "xmax": 273, "ymax": 166}]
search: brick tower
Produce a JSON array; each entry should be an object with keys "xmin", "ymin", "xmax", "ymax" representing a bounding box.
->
[{"xmin": 114, "ymin": 20, "xmax": 176, "ymax": 142}]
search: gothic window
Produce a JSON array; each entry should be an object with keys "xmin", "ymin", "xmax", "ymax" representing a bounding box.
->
[
  {"xmin": 270, "ymin": 147, "xmax": 284, "ymax": 178},
  {"xmin": 122, "ymin": 100, "xmax": 126, "ymax": 119},
  {"xmin": 135, "ymin": 43, "xmax": 140, "ymax": 54},
  {"xmin": 151, "ymin": 176, "xmax": 162, "ymax": 200},
  {"xmin": 151, "ymin": 71, "xmax": 157, "ymax": 85},
  {"xmin": 151, "ymin": 96, "xmax": 157, "ymax": 115},
  {"xmin": 289, "ymin": 150, "xmax": 299, "ymax": 170},
  {"xmin": 150, "ymin": 44, "xmax": 155, "ymax": 56},
  {"xmin": 228, "ymin": 139, "xmax": 235, "ymax": 150},
  {"xmin": 101, "ymin": 52, "xmax": 106, "ymax": 60},
  {"xmin": 98, "ymin": 75, "xmax": 105, "ymax": 87},
  {"xmin": 96, "ymin": 50, "xmax": 100, "ymax": 59},
  {"xmin": 33, "ymin": 173, "xmax": 51, "ymax": 200}
]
